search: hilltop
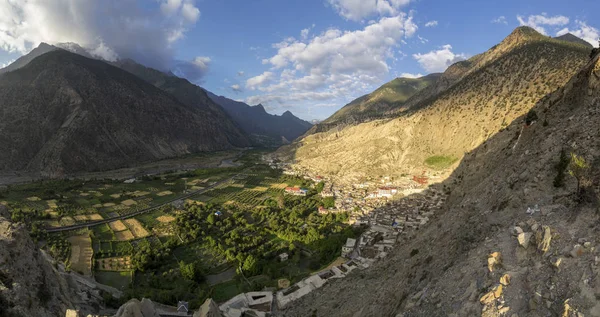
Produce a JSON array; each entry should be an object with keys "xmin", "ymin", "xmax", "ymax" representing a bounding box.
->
[
  {"xmin": 276, "ymin": 27, "xmax": 593, "ymax": 182},
  {"xmin": 322, "ymin": 73, "xmax": 441, "ymax": 125},
  {"xmin": 0, "ymin": 49, "xmax": 249, "ymax": 177},
  {"xmin": 284, "ymin": 40, "xmax": 600, "ymax": 317}
]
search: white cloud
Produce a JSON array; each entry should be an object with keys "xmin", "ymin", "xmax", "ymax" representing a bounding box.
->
[
  {"xmin": 424, "ymin": 20, "xmax": 438, "ymax": 27},
  {"xmin": 237, "ymin": 71, "xmax": 245, "ymax": 76},
  {"xmin": 491, "ymin": 16, "xmax": 507, "ymax": 25},
  {"xmin": 399, "ymin": 72, "xmax": 423, "ymax": 78},
  {"xmin": 0, "ymin": 0, "xmax": 202, "ymax": 77},
  {"xmin": 516, "ymin": 13, "xmax": 569, "ymax": 35},
  {"xmin": 413, "ymin": 44, "xmax": 467, "ymax": 73},
  {"xmin": 231, "ymin": 84, "xmax": 242, "ymax": 92},
  {"xmin": 172, "ymin": 56, "xmax": 210, "ymax": 82},
  {"xmin": 556, "ymin": 21, "xmax": 599, "ymax": 47},
  {"xmin": 246, "ymin": 71, "xmax": 275, "ymax": 90},
  {"xmin": 301, "ymin": 28, "xmax": 310, "ymax": 40},
  {"xmin": 245, "ymin": 14, "xmax": 417, "ymax": 112},
  {"xmin": 327, "ymin": 0, "xmax": 411, "ymax": 21},
  {"xmin": 417, "ymin": 35, "xmax": 428, "ymax": 44}
]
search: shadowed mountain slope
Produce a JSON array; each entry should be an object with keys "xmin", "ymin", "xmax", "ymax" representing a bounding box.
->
[{"xmin": 0, "ymin": 50, "xmax": 249, "ymax": 177}]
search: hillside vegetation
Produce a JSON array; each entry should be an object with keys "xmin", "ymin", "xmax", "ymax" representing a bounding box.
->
[
  {"xmin": 285, "ymin": 39, "xmax": 600, "ymax": 317},
  {"xmin": 277, "ymin": 27, "xmax": 591, "ymax": 181}
]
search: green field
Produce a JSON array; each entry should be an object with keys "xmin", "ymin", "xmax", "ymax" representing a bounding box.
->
[
  {"xmin": 424, "ymin": 155, "xmax": 458, "ymax": 169},
  {"xmin": 95, "ymin": 271, "xmax": 133, "ymax": 290}
]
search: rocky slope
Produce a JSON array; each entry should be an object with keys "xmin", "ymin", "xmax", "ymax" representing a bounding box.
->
[
  {"xmin": 0, "ymin": 205, "xmax": 103, "ymax": 317},
  {"xmin": 276, "ymin": 28, "xmax": 592, "ymax": 181},
  {"xmin": 284, "ymin": 42, "xmax": 600, "ymax": 317},
  {"xmin": 0, "ymin": 49, "xmax": 249, "ymax": 177},
  {"xmin": 205, "ymin": 92, "xmax": 313, "ymax": 145}
]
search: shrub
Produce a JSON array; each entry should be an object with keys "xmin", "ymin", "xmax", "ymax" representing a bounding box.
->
[{"xmin": 569, "ymin": 153, "xmax": 590, "ymax": 198}]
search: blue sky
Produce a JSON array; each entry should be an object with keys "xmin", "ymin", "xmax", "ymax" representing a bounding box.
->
[{"xmin": 1, "ymin": 0, "xmax": 599, "ymax": 121}]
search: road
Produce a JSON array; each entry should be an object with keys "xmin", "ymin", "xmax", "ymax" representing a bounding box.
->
[{"xmin": 45, "ymin": 171, "xmax": 245, "ymax": 233}]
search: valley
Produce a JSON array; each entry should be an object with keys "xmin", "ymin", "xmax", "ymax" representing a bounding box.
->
[
  {"xmin": 1, "ymin": 150, "xmax": 362, "ymax": 312},
  {"xmin": 0, "ymin": 5, "xmax": 600, "ymax": 316}
]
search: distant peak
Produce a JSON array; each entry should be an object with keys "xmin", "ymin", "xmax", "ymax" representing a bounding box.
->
[
  {"xmin": 555, "ymin": 33, "xmax": 594, "ymax": 48},
  {"xmin": 253, "ymin": 104, "xmax": 267, "ymax": 112},
  {"xmin": 282, "ymin": 110, "xmax": 295, "ymax": 118}
]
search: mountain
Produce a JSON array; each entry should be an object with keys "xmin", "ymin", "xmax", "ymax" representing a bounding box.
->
[
  {"xmin": 0, "ymin": 43, "xmax": 57, "ymax": 75},
  {"xmin": 276, "ymin": 27, "xmax": 593, "ymax": 181},
  {"xmin": 114, "ymin": 59, "xmax": 312, "ymax": 146},
  {"xmin": 0, "ymin": 49, "xmax": 249, "ymax": 177},
  {"xmin": 555, "ymin": 33, "xmax": 594, "ymax": 48},
  {"xmin": 323, "ymin": 73, "xmax": 441, "ymax": 124},
  {"xmin": 285, "ymin": 46, "xmax": 600, "ymax": 317},
  {"xmin": 205, "ymin": 91, "xmax": 313, "ymax": 145}
]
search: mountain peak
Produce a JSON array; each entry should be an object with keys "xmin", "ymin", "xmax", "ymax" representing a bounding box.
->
[
  {"xmin": 555, "ymin": 33, "xmax": 594, "ymax": 48},
  {"xmin": 281, "ymin": 110, "xmax": 295, "ymax": 118},
  {"xmin": 253, "ymin": 104, "xmax": 267, "ymax": 112}
]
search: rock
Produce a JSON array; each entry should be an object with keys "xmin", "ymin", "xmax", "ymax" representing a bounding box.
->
[
  {"xmin": 480, "ymin": 284, "xmax": 503, "ymax": 305},
  {"xmin": 584, "ymin": 242, "xmax": 592, "ymax": 248},
  {"xmin": 0, "ymin": 204, "xmax": 8, "ymax": 218},
  {"xmin": 518, "ymin": 232, "xmax": 533, "ymax": 249},
  {"xmin": 65, "ymin": 310, "xmax": 80, "ymax": 317},
  {"xmin": 552, "ymin": 257, "xmax": 563, "ymax": 271},
  {"xmin": 531, "ymin": 223, "xmax": 539, "ymax": 232},
  {"xmin": 488, "ymin": 252, "xmax": 502, "ymax": 272},
  {"xmin": 526, "ymin": 218, "xmax": 537, "ymax": 227},
  {"xmin": 570, "ymin": 245, "xmax": 585, "ymax": 258},
  {"xmin": 511, "ymin": 226, "xmax": 524, "ymax": 236},
  {"xmin": 500, "ymin": 274, "xmax": 511, "ymax": 286},
  {"xmin": 536, "ymin": 226, "xmax": 552, "ymax": 253},
  {"xmin": 498, "ymin": 306, "xmax": 510, "ymax": 314}
]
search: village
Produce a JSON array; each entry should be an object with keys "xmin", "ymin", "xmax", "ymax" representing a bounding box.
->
[{"xmin": 212, "ymin": 158, "xmax": 450, "ymax": 316}]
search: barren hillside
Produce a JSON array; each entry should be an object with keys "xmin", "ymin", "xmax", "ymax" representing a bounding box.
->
[
  {"xmin": 284, "ymin": 44, "xmax": 600, "ymax": 317},
  {"xmin": 277, "ymin": 27, "xmax": 591, "ymax": 182}
]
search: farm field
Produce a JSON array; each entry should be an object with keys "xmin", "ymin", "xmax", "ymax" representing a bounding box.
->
[
  {"xmin": 68, "ymin": 234, "xmax": 93, "ymax": 276},
  {"xmin": 7, "ymin": 150, "xmax": 360, "ymax": 310}
]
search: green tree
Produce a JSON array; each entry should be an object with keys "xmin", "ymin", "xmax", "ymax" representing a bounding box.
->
[
  {"xmin": 315, "ymin": 182, "xmax": 325, "ymax": 193},
  {"xmin": 569, "ymin": 153, "xmax": 590, "ymax": 195},
  {"xmin": 179, "ymin": 261, "xmax": 199, "ymax": 282},
  {"xmin": 206, "ymin": 213, "xmax": 216, "ymax": 225},
  {"xmin": 242, "ymin": 255, "xmax": 258, "ymax": 275}
]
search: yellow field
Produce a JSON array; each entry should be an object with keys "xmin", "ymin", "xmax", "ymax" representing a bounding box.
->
[
  {"xmin": 45, "ymin": 220, "xmax": 61, "ymax": 228},
  {"xmin": 271, "ymin": 183, "xmax": 288, "ymax": 189},
  {"xmin": 103, "ymin": 202, "xmax": 116, "ymax": 207},
  {"xmin": 156, "ymin": 190, "xmax": 173, "ymax": 197},
  {"xmin": 130, "ymin": 191, "xmax": 150, "ymax": 197},
  {"xmin": 114, "ymin": 230, "xmax": 135, "ymax": 241},
  {"xmin": 124, "ymin": 219, "xmax": 149, "ymax": 238},
  {"xmin": 74, "ymin": 214, "xmax": 104, "ymax": 222},
  {"xmin": 253, "ymin": 186, "xmax": 268, "ymax": 192},
  {"xmin": 109, "ymin": 220, "xmax": 127, "ymax": 231},
  {"xmin": 26, "ymin": 196, "xmax": 41, "ymax": 201},
  {"xmin": 121, "ymin": 199, "xmax": 137, "ymax": 206},
  {"xmin": 96, "ymin": 256, "xmax": 132, "ymax": 271},
  {"xmin": 68, "ymin": 234, "xmax": 93, "ymax": 276},
  {"xmin": 110, "ymin": 194, "xmax": 121, "ymax": 199},
  {"xmin": 157, "ymin": 215, "xmax": 175, "ymax": 223}
]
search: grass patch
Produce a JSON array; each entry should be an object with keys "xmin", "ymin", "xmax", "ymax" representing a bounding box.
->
[
  {"xmin": 424, "ymin": 155, "xmax": 458, "ymax": 169},
  {"xmin": 211, "ymin": 280, "xmax": 244, "ymax": 302},
  {"xmin": 95, "ymin": 271, "xmax": 133, "ymax": 290}
]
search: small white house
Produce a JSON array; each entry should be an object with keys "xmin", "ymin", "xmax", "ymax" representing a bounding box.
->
[{"xmin": 278, "ymin": 253, "xmax": 289, "ymax": 262}]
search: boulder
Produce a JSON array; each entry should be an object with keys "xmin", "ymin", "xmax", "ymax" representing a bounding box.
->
[
  {"xmin": 480, "ymin": 284, "xmax": 503, "ymax": 305},
  {"xmin": 488, "ymin": 252, "xmax": 502, "ymax": 272},
  {"xmin": 517, "ymin": 232, "xmax": 533, "ymax": 249},
  {"xmin": 500, "ymin": 274, "xmax": 511, "ymax": 286},
  {"xmin": 536, "ymin": 226, "xmax": 552, "ymax": 253},
  {"xmin": 511, "ymin": 226, "xmax": 524, "ymax": 236},
  {"xmin": 570, "ymin": 245, "xmax": 585, "ymax": 258}
]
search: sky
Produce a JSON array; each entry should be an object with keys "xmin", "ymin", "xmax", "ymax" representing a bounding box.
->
[{"xmin": 0, "ymin": 0, "xmax": 599, "ymax": 121}]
